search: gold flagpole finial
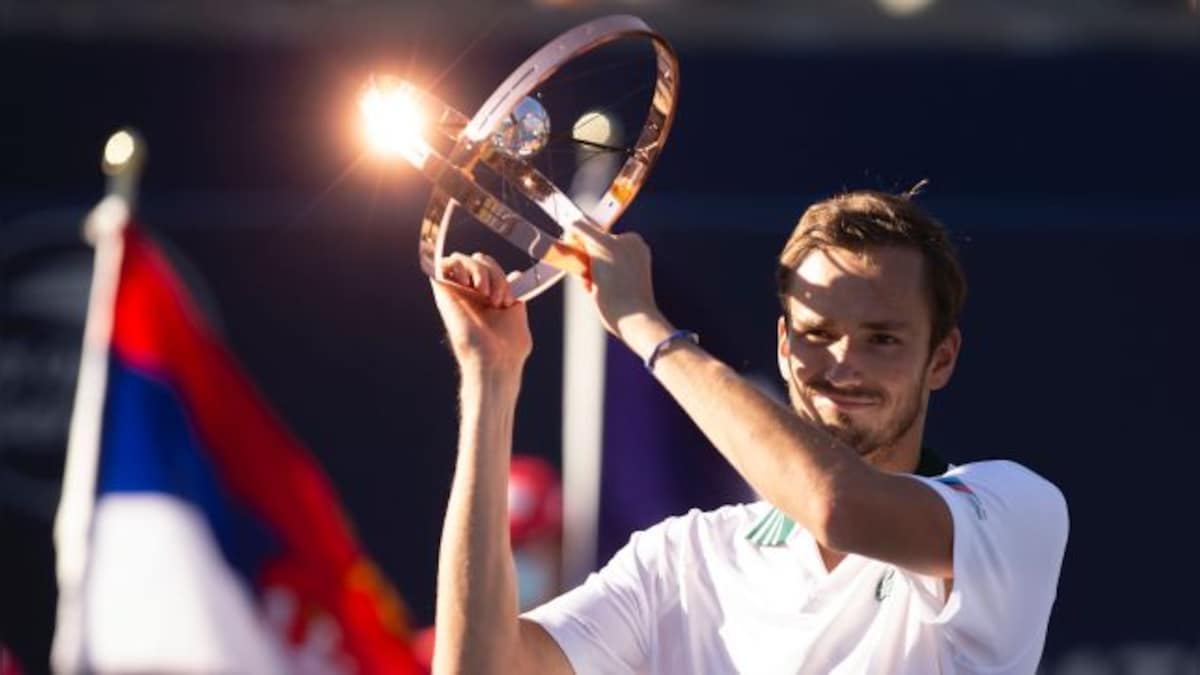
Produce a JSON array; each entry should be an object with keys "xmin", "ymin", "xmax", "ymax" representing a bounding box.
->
[
  {"xmin": 101, "ymin": 128, "xmax": 146, "ymax": 206},
  {"xmin": 86, "ymin": 128, "xmax": 146, "ymax": 243}
]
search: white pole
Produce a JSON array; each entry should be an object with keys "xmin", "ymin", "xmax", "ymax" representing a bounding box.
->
[
  {"xmin": 560, "ymin": 276, "xmax": 607, "ymax": 587},
  {"xmin": 560, "ymin": 112, "xmax": 622, "ymax": 587},
  {"xmin": 51, "ymin": 129, "xmax": 144, "ymax": 674}
]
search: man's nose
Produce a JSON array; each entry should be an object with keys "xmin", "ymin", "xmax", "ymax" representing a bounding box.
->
[{"xmin": 824, "ymin": 338, "xmax": 863, "ymax": 387}]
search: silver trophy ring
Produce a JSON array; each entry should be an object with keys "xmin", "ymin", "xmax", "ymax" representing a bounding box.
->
[{"xmin": 405, "ymin": 14, "xmax": 679, "ymax": 301}]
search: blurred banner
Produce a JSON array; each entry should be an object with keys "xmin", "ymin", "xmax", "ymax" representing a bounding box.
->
[{"xmin": 52, "ymin": 207, "xmax": 421, "ymax": 674}]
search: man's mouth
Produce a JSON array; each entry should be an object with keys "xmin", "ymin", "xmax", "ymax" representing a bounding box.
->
[{"xmin": 807, "ymin": 387, "xmax": 882, "ymax": 410}]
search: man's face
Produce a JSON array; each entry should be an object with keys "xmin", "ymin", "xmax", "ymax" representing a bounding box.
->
[{"xmin": 777, "ymin": 245, "xmax": 959, "ymax": 467}]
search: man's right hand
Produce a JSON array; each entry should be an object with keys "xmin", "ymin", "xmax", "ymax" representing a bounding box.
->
[
  {"xmin": 431, "ymin": 253, "xmax": 532, "ymax": 374},
  {"xmin": 430, "ymin": 253, "xmax": 572, "ymax": 675}
]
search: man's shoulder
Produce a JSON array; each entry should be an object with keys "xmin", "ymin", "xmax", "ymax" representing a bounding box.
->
[
  {"xmin": 933, "ymin": 459, "xmax": 1069, "ymax": 533},
  {"xmin": 633, "ymin": 501, "xmax": 769, "ymax": 548},
  {"xmin": 942, "ymin": 459, "xmax": 1065, "ymax": 500},
  {"xmin": 668, "ymin": 500, "xmax": 768, "ymax": 530}
]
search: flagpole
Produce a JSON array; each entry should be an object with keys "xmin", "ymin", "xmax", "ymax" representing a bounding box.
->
[
  {"xmin": 560, "ymin": 114, "xmax": 621, "ymax": 588},
  {"xmin": 51, "ymin": 129, "xmax": 145, "ymax": 674},
  {"xmin": 560, "ymin": 276, "xmax": 607, "ymax": 588}
]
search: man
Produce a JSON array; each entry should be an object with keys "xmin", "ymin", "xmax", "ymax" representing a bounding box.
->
[{"xmin": 429, "ymin": 190, "xmax": 1068, "ymax": 674}]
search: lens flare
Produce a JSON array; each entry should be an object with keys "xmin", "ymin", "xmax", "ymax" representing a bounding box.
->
[{"xmin": 359, "ymin": 76, "xmax": 430, "ymax": 165}]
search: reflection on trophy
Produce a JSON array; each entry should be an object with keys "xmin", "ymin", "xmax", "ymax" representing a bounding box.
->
[{"xmin": 357, "ymin": 15, "xmax": 679, "ymax": 301}]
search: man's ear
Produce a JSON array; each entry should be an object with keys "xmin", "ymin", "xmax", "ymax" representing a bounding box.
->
[
  {"xmin": 927, "ymin": 327, "xmax": 962, "ymax": 391},
  {"xmin": 777, "ymin": 315, "xmax": 792, "ymax": 383}
]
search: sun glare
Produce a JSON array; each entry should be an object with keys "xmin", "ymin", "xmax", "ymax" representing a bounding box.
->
[{"xmin": 359, "ymin": 77, "xmax": 429, "ymax": 165}]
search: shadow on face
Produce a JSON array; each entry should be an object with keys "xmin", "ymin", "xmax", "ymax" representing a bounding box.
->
[{"xmin": 775, "ymin": 246, "xmax": 961, "ymax": 463}]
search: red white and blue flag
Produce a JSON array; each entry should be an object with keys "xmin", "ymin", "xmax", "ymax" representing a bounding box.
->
[{"xmin": 53, "ymin": 202, "xmax": 421, "ymax": 674}]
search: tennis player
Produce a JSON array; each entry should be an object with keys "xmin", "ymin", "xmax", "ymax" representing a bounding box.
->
[{"xmin": 429, "ymin": 189, "xmax": 1068, "ymax": 674}]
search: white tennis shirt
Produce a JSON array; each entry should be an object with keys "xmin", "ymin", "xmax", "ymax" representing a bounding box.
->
[{"xmin": 524, "ymin": 460, "xmax": 1068, "ymax": 674}]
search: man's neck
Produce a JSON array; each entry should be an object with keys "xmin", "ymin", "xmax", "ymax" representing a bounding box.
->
[
  {"xmin": 864, "ymin": 442, "xmax": 922, "ymax": 474},
  {"xmin": 866, "ymin": 444, "xmax": 948, "ymax": 476}
]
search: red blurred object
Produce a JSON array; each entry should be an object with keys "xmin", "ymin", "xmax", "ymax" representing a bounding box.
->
[
  {"xmin": 0, "ymin": 644, "xmax": 23, "ymax": 675},
  {"xmin": 508, "ymin": 455, "xmax": 563, "ymax": 546},
  {"xmin": 412, "ymin": 626, "xmax": 435, "ymax": 674}
]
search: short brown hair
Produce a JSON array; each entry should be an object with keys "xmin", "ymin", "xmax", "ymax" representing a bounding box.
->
[{"xmin": 776, "ymin": 188, "xmax": 967, "ymax": 351}]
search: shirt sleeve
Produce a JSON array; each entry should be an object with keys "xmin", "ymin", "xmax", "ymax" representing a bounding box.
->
[
  {"xmin": 906, "ymin": 460, "xmax": 1069, "ymax": 668},
  {"xmin": 522, "ymin": 523, "xmax": 672, "ymax": 675}
]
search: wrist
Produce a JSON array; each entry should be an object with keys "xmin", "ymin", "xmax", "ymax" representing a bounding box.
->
[
  {"xmin": 458, "ymin": 359, "xmax": 525, "ymax": 391},
  {"xmin": 617, "ymin": 311, "xmax": 675, "ymax": 361},
  {"xmin": 644, "ymin": 329, "xmax": 700, "ymax": 372}
]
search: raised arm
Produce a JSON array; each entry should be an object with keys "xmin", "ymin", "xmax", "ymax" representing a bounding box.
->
[
  {"xmin": 569, "ymin": 224, "xmax": 955, "ymax": 578},
  {"xmin": 430, "ymin": 254, "xmax": 571, "ymax": 675}
]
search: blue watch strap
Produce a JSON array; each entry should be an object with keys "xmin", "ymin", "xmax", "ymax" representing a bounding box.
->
[{"xmin": 644, "ymin": 329, "xmax": 700, "ymax": 372}]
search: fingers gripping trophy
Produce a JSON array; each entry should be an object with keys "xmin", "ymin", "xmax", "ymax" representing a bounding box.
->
[{"xmin": 358, "ymin": 14, "xmax": 679, "ymax": 305}]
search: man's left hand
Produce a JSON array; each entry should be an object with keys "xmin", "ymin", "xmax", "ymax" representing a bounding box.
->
[{"xmin": 569, "ymin": 221, "xmax": 673, "ymax": 358}]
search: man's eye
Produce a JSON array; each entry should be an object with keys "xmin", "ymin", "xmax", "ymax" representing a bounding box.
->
[
  {"xmin": 802, "ymin": 330, "xmax": 833, "ymax": 342},
  {"xmin": 869, "ymin": 333, "xmax": 901, "ymax": 346}
]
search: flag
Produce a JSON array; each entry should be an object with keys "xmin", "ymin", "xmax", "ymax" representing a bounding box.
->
[{"xmin": 53, "ymin": 207, "xmax": 422, "ymax": 675}]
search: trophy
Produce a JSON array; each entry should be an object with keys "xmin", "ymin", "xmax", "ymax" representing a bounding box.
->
[{"xmin": 358, "ymin": 14, "xmax": 679, "ymax": 301}]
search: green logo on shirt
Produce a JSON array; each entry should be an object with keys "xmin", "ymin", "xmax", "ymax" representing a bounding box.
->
[{"xmin": 875, "ymin": 567, "xmax": 896, "ymax": 601}]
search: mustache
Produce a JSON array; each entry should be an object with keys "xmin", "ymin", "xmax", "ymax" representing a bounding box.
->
[{"xmin": 802, "ymin": 380, "xmax": 884, "ymax": 403}]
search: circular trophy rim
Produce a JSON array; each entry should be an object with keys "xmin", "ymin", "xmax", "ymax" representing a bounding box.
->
[{"xmin": 418, "ymin": 14, "xmax": 680, "ymax": 301}]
